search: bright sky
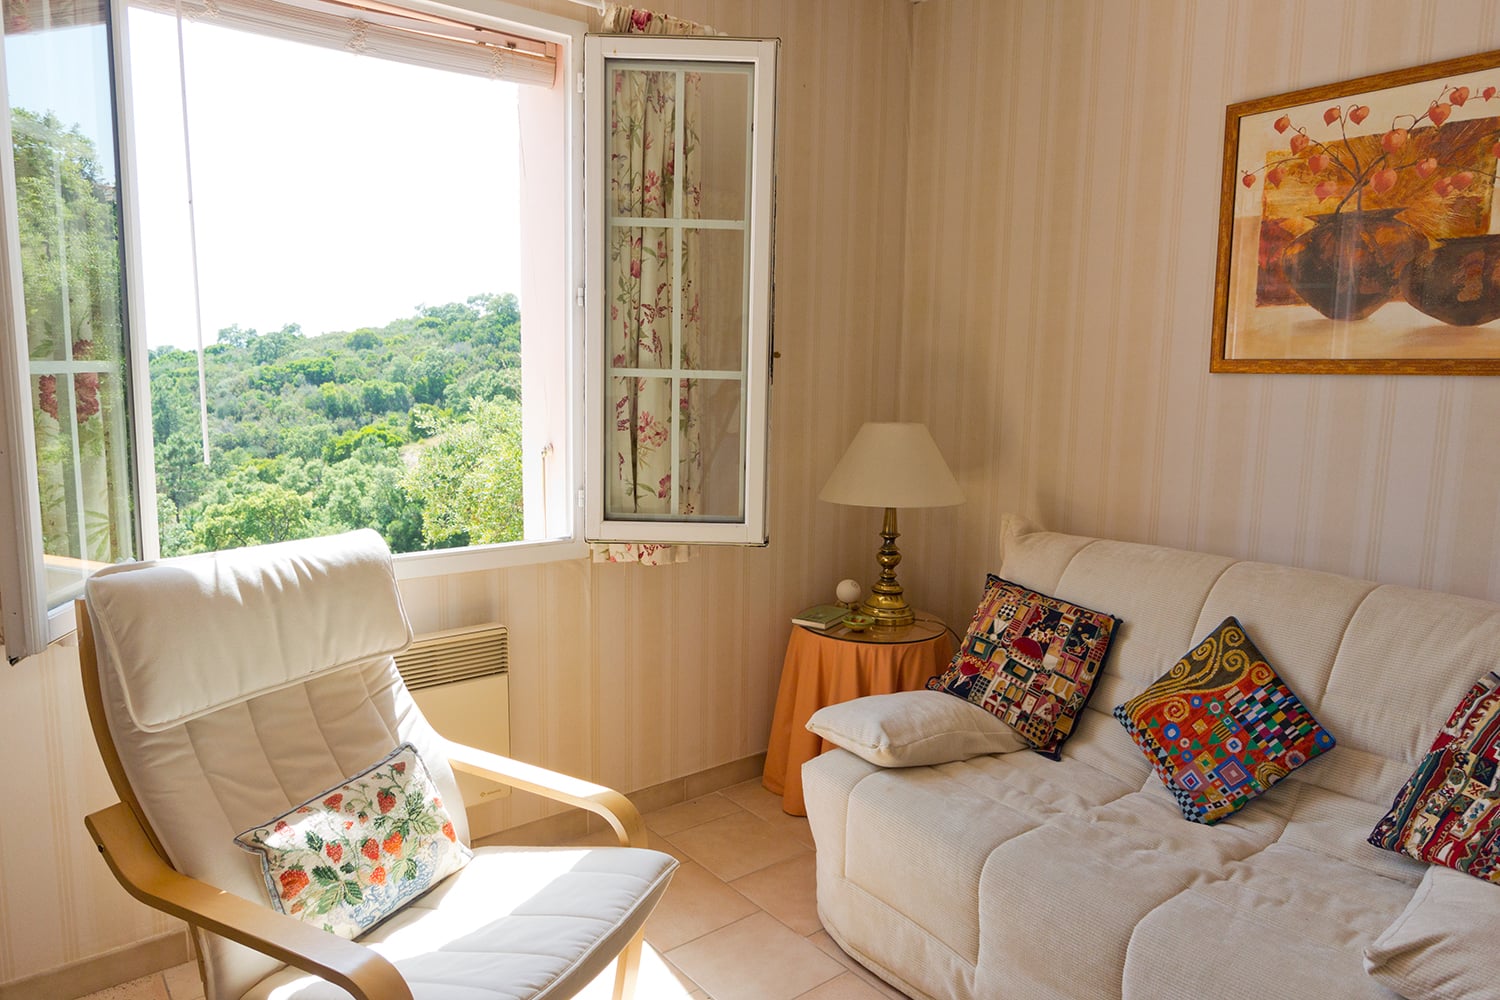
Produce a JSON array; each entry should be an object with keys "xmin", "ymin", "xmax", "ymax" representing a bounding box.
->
[{"xmin": 7, "ymin": 10, "xmax": 523, "ymax": 349}]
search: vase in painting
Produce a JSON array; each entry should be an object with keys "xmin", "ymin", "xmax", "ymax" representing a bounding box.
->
[
  {"xmin": 1401, "ymin": 233, "xmax": 1500, "ymax": 327},
  {"xmin": 1282, "ymin": 208, "xmax": 1426, "ymax": 321}
]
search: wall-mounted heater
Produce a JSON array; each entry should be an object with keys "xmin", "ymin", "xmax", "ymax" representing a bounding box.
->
[{"xmin": 394, "ymin": 623, "xmax": 511, "ymax": 806}]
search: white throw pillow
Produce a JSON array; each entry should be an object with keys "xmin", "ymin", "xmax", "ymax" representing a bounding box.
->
[
  {"xmin": 1364, "ymin": 863, "xmax": 1500, "ymax": 999},
  {"xmin": 806, "ymin": 690, "xmax": 1029, "ymax": 768}
]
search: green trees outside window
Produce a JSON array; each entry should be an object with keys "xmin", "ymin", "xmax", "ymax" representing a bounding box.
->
[{"xmin": 150, "ymin": 293, "xmax": 526, "ymax": 557}]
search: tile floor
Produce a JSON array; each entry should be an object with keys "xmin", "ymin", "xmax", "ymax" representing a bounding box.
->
[{"xmin": 76, "ymin": 778, "xmax": 910, "ymax": 1000}]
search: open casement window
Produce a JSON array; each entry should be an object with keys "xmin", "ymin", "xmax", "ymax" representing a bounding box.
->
[
  {"xmin": 583, "ymin": 35, "xmax": 777, "ymax": 547},
  {"xmin": 0, "ymin": 0, "xmax": 584, "ymax": 662},
  {"xmin": 0, "ymin": 0, "xmax": 145, "ymax": 658}
]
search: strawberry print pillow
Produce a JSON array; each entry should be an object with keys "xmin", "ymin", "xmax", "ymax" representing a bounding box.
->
[{"xmin": 234, "ymin": 742, "xmax": 472, "ymax": 939}]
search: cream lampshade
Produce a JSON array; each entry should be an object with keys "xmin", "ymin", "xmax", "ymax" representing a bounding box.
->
[{"xmin": 819, "ymin": 422, "xmax": 964, "ymax": 627}]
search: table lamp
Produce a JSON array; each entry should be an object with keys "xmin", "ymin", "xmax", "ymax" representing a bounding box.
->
[{"xmin": 819, "ymin": 422, "xmax": 964, "ymax": 628}]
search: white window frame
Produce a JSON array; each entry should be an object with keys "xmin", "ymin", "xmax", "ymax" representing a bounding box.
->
[
  {"xmin": 582, "ymin": 34, "xmax": 777, "ymax": 547},
  {"xmin": 0, "ymin": 0, "xmax": 589, "ymax": 660}
]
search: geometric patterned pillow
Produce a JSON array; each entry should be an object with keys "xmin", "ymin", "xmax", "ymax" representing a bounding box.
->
[
  {"xmin": 926, "ymin": 574, "xmax": 1119, "ymax": 759},
  {"xmin": 1369, "ymin": 671, "xmax": 1500, "ymax": 883},
  {"xmin": 1114, "ymin": 617, "xmax": 1336, "ymax": 825},
  {"xmin": 234, "ymin": 742, "xmax": 472, "ymax": 939}
]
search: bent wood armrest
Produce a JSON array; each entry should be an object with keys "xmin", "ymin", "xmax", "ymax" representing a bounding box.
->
[
  {"xmin": 85, "ymin": 802, "xmax": 413, "ymax": 1000},
  {"xmin": 444, "ymin": 740, "xmax": 648, "ymax": 848}
]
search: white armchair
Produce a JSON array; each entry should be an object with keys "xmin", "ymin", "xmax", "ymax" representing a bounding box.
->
[{"xmin": 78, "ymin": 530, "xmax": 675, "ymax": 1000}]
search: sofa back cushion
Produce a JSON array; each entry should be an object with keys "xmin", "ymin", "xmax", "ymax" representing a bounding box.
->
[{"xmin": 997, "ymin": 516, "xmax": 1500, "ymax": 816}]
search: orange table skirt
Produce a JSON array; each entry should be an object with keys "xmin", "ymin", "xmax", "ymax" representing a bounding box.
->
[{"xmin": 762, "ymin": 625, "xmax": 954, "ymax": 816}]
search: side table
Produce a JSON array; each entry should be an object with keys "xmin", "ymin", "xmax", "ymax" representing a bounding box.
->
[{"xmin": 762, "ymin": 614, "xmax": 954, "ymax": 816}]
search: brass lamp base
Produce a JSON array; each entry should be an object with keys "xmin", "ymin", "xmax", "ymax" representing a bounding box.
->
[{"xmin": 860, "ymin": 507, "xmax": 915, "ymax": 628}]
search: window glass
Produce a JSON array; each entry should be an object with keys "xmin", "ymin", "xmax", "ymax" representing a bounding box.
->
[{"xmin": 4, "ymin": 0, "xmax": 140, "ymax": 607}]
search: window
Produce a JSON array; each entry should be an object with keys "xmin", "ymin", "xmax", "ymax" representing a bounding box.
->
[
  {"xmin": 583, "ymin": 35, "xmax": 777, "ymax": 547},
  {"xmin": 0, "ymin": 4, "xmax": 780, "ymax": 662},
  {"xmin": 0, "ymin": 0, "xmax": 585, "ymax": 659}
]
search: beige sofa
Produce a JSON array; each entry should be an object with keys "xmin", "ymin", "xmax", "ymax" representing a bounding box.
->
[{"xmin": 803, "ymin": 517, "xmax": 1500, "ymax": 1000}]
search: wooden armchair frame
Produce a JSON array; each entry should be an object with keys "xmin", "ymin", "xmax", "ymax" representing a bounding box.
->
[{"xmin": 77, "ymin": 599, "xmax": 651, "ymax": 1000}]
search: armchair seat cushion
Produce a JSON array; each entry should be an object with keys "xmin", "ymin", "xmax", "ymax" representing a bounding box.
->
[{"xmin": 243, "ymin": 844, "xmax": 678, "ymax": 1000}]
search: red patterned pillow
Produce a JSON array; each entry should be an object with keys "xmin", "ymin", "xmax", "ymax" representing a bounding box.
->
[
  {"xmin": 1114, "ymin": 617, "xmax": 1335, "ymax": 825},
  {"xmin": 926, "ymin": 575, "xmax": 1119, "ymax": 759},
  {"xmin": 1369, "ymin": 671, "xmax": 1500, "ymax": 881}
]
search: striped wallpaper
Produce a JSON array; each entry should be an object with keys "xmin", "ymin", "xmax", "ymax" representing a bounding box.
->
[
  {"xmin": 896, "ymin": 0, "xmax": 1500, "ymax": 635},
  {"xmin": 10, "ymin": 0, "xmax": 1500, "ymax": 987}
]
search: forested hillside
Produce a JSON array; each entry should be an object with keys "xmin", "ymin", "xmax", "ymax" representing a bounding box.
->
[{"xmin": 150, "ymin": 294, "xmax": 525, "ymax": 557}]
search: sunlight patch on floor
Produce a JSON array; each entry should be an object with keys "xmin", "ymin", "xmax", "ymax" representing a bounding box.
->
[{"xmin": 576, "ymin": 941, "xmax": 703, "ymax": 1000}]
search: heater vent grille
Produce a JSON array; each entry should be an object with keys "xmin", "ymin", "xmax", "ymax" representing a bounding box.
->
[{"xmin": 394, "ymin": 623, "xmax": 509, "ymax": 691}]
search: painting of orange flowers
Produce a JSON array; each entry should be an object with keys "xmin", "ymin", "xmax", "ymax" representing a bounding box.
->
[{"xmin": 1212, "ymin": 48, "xmax": 1500, "ymax": 373}]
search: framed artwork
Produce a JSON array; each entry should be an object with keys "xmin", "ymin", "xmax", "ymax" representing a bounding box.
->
[{"xmin": 1212, "ymin": 49, "xmax": 1500, "ymax": 374}]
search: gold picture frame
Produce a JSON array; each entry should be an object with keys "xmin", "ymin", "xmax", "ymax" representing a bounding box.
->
[{"xmin": 1212, "ymin": 49, "xmax": 1500, "ymax": 374}]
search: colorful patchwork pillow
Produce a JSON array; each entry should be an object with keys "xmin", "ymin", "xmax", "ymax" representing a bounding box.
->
[
  {"xmin": 1114, "ymin": 617, "xmax": 1335, "ymax": 824},
  {"xmin": 1368, "ymin": 671, "xmax": 1500, "ymax": 882},
  {"xmin": 925, "ymin": 574, "xmax": 1119, "ymax": 759},
  {"xmin": 235, "ymin": 742, "xmax": 472, "ymax": 938}
]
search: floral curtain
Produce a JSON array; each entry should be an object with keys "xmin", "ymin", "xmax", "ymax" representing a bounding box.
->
[{"xmin": 591, "ymin": 4, "xmax": 714, "ymax": 567}]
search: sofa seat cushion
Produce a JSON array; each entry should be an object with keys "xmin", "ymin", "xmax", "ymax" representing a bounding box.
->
[
  {"xmin": 971, "ymin": 790, "xmax": 1284, "ymax": 1000},
  {"xmin": 1364, "ymin": 863, "xmax": 1500, "ymax": 1000},
  {"xmin": 242, "ymin": 844, "xmax": 678, "ymax": 1000},
  {"xmin": 842, "ymin": 752, "xmax": 1138, "ymax": 965},
  {"xmin": 1125, "ymin": 844, "xmax": 1410, "ymax": 1000}
]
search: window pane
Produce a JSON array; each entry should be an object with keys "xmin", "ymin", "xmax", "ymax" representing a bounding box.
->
[
  {"xmin": 686, "ymin": 226, "xmax": 744, "ymax": 372},
  {"xmin": 606, "ymin": 374, "xmax": 674, "ymax": 518},
  {"xmin": 680, "ymin": 377, "xmax": 741, "ymax": 521},
  {"xmin": 6, "ymin": 0, "xmax": 139, "ymax": 606},
  {"xmin": 604, "ymin": 375, "xmax": 743, "ymax": 523},
  {"xmin": 609, "ymin": 68, "xmax": 677, "ymax": 218},
  {"xmin": 607, "ymin": 225, "xmax": 674, "ymax": 369},
  {"xmin": 694, "ymin": 67, "xmax": 748, "ymax": 221}
]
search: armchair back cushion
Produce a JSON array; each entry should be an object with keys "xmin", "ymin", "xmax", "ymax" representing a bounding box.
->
[
  {"xmin": 87, "ymin": 529, "xmax": 413, "ymax": 731},
  {"xmin": 85, "ymin": 531, "xmax": 467, "ymax": 1000}
]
